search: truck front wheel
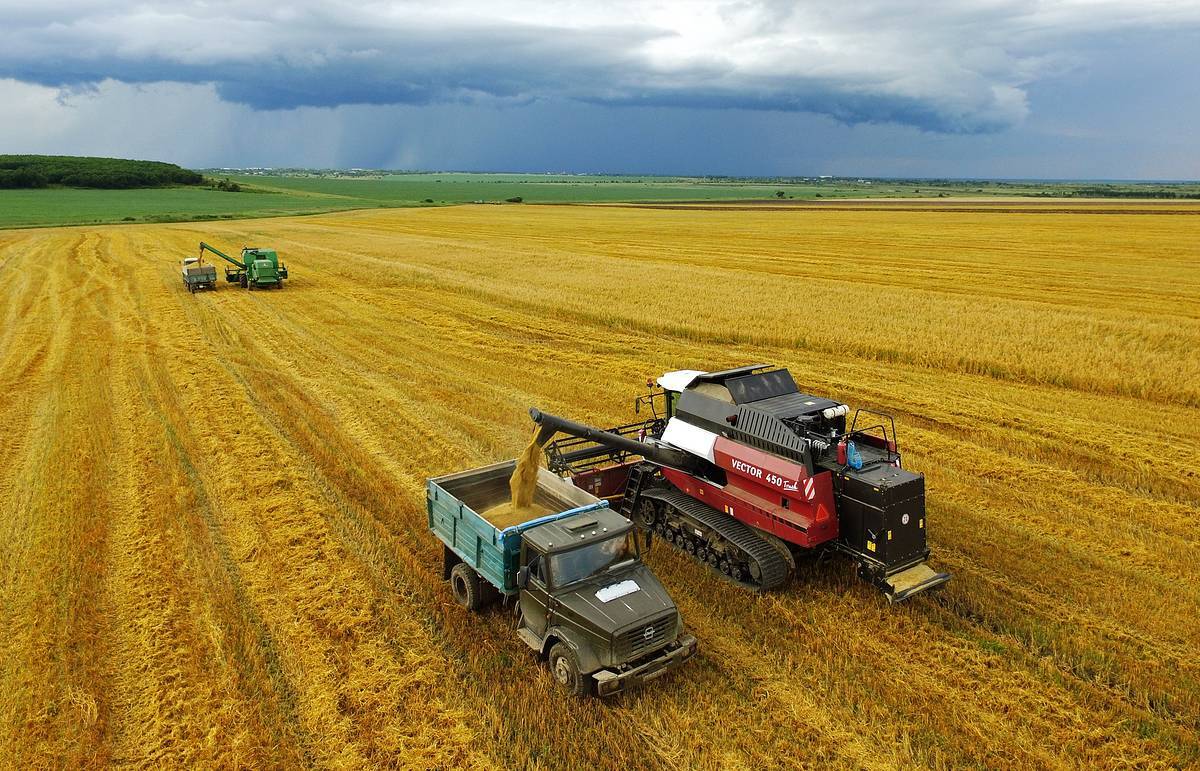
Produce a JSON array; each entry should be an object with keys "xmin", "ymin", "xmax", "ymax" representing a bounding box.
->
[
  {"xmin": 548, "ymin": 643, "xmax": 589, "ymax": 697},
  {"xmin": 450, "ymin": 563, "xmax": 483, "ymax": 611}
]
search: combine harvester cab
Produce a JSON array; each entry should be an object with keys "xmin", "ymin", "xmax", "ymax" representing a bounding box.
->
[
  {"xmin": 428, "ymin": 460, "xmax": 697, "ymax": 696},
  {"xmin": 533, "ymin": 364, "xmax": 950, "ymax": 603}
]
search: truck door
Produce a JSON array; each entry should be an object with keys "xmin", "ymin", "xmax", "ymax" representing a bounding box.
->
[{"xmin": 519, "ymin": 546, "xmax": 551, "ymax": 638}]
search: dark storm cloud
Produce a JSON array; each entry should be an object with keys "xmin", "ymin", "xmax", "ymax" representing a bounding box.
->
[
  {"xmin": 0, "ymin": 6, "xmax": 659, "ymax": 106},
  {"xmin": 1, "ymin": 1, "xmax": 1198, "ymax": 133}
]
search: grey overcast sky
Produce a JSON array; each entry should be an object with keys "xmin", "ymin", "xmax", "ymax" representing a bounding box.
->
[{"xmin": 0, "ymin": 1, "xmax": 1197, "ymax": 178}]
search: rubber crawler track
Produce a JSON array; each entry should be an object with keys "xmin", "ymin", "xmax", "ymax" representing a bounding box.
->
[{"xmin": 641, "ymin": 487, "xmax": 790, "ymax": 592}]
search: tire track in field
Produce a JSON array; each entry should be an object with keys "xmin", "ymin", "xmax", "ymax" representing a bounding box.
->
[
  {"xmin": 129, "ymin": 358, "xmax": 314, "ymax": 765},
  {"xmin": 109, "ymin": 230, "xmax": 393, "ymax": 766},
  {"xmin": 0, "ymin": 233, "xmax": 54, "ymax": 362},
  {"xmin": 93, "ymin": 230, "xmax": 317, "ymax": 767},
  {"xmin": 0, "ymin": 233, "xmax": 70, "ymax": 388},
  {"xmin": 0, "ymin": 232, "xmax": 119, "ymax": 766},
  {"xmin": 125, "ymin": 227, "xmax": 488, "ymax": 767},
  {"xmin": 0, "ymin": 234, "xmax": 65, "ymax": 522}
]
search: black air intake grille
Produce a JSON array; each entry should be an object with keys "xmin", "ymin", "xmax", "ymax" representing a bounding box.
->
[
  {"xmin": 731, "ymin": 407, "xmax": 810, "ymax": 464},
  {"xmin": 677, "ymin": 389, "xmax": 812, "ymax": 468},
  {"xmin": 616, "ymin": 612, "xmax": 676, "ymax": 659}
]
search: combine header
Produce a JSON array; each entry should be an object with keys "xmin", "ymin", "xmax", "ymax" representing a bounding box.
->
[
  {"xmin": 531, "ymin": 364, "xmax": 950, "ymax": 602},
  {"xmin": 198, "ymin": 241, "xmax": 288, "ymax": 290}
]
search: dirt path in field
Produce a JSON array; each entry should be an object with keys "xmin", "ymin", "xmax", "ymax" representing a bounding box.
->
[{"xmin": 2, "ymin": 204, "xmax": 1198, "ymax": 767}]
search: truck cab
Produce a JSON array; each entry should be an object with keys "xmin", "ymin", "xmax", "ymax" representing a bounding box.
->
[
  {"xmin": 514, "ymin": 508, "xmax": 695, "ymax": 695},
  {"xmin": 427, "ymin": 460, "xmax": 696, "ymax": 697}
]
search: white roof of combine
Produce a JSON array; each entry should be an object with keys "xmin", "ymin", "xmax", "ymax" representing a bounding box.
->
[{"xmin": 657, "ymin": 369, "xmax": 706, "ymax": 392}]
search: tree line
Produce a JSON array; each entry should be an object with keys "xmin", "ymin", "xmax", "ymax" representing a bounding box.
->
[
  {"xmin": 0, "ymin": 155, "xmax": 204, "ymax": 189},
  {"xmin": 1070, "ymin": 187, "xmax": 1200, "ymax": 199}
]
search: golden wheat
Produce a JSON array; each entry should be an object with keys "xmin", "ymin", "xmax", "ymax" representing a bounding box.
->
[{"xmin": 1, "ymin": 200, "xmax": 1197, "ymax": 768}]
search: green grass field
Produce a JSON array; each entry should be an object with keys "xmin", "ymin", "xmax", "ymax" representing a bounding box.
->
[
  {"xmin": 234, "ymin": 172, "xmax": 1078, "ymax": 205},
  {"xmin": 234, "ymin": 172, "xmax": 896, "ymax": 203},
  {"xmin": 0, "ymin": 187, "xmax": 371, "ymax": 229},
  {"xmin": 2, "ymin": 172, "xmax": 1196, "ymax": 229}
]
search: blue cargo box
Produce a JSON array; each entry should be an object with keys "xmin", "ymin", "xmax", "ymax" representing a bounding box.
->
[{"xmin": 428, "ymin": 460, "xmax": 608, "ymax": 595}]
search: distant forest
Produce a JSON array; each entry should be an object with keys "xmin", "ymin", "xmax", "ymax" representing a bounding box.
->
[
  {"xmin": 0, "ymin": 155, "xmax": 203, "ymax": 189},
  {"xmin": 1070, "ymin": 186, "xmax": 1200, "ymax": 199}
]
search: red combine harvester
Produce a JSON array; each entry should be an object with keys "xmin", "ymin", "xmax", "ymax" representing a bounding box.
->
[{"xmin": 530, "ymin": 364, "xmax": 950, "ymax": 602}]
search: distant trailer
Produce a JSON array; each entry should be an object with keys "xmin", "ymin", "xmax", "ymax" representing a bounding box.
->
[{"xmin": 181, "ymin": 256, "xmax": 218, "ymax": 293}]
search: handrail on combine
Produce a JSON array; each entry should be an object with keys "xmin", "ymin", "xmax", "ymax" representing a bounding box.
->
[{"xmin": 848, "ymin": 408, "xmax": 902, "ymax": 466}]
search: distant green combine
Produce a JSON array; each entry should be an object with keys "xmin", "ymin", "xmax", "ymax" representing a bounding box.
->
[{"xmin": 198, "ymin": 241, "xmax": 288, "ymax": 290}]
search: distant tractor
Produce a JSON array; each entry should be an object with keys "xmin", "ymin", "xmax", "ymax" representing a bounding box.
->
[
  {"xmin": 198, "ymin": 241, "xmax": 288, "ymax": 290},
  {"xmin": 180, "ymin": 255, "xmax": 217, "ymax": 293}
]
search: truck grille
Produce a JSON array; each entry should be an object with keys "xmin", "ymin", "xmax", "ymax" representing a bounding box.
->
[{"xmin": 617, "ymin": 612, "xmax": 676, "ymax": 660}]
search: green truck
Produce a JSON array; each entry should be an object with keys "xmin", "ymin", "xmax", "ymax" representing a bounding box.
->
[
  {"xmin": 180, "ymin": 256, "xmax": 218, "ymax": 293},
  {"xmin": 428, "ymin": 460, "xmax": 697, "ymax": 696},
  {"xmin": 198, "ymin": 241, "xmax": 288, "ymax": 290}
]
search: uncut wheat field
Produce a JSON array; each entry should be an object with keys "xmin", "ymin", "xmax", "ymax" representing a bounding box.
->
[{"xmin": 1, "ymin": 200, "xmax": 1198, "ymax": 769}]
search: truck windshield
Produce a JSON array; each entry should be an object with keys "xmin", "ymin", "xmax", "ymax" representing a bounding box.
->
[{"xmin": 550, "ymin": 533, "xmax": 634, "ymax": 587}]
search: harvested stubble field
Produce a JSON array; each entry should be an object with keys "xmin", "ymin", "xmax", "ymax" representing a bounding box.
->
[{"xmin": 1, "ymin": 200, "xmax": 1198, "ymax": 769}]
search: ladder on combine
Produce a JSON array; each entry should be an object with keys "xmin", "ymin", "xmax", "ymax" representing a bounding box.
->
[{"xmin": 618, "ymin": 463, "xmax": 653, "ymax": 516}]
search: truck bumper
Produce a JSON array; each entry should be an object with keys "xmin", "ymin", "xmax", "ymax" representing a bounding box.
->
[{"xmin": 592, "ymin": 634, "xmax": 697, "ymax": 696}]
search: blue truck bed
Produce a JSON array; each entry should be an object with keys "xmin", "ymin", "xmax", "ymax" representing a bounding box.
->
[{"xmin": 428, "ymin": 460, "xmax": 608, "ymax": 595}]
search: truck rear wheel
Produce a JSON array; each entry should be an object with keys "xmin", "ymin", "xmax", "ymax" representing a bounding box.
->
[
  {"xmin": 548, "ymin": 643, "xmax": 588, "ymax": 697},
  {"xmin": 450, "ymin": 563, "xmax": 483, "ymax": 611}
]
